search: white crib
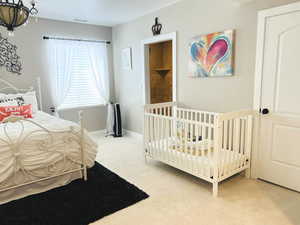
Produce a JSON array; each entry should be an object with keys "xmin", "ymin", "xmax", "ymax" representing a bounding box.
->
[{"xmin": 144, "ymin": 102, "xmax": 253, "ymax": 197}]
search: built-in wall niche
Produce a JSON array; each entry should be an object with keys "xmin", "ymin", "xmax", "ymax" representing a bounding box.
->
[{"xmin": 149, "ymin": 40, "xmax": 173, "ymax": 104}]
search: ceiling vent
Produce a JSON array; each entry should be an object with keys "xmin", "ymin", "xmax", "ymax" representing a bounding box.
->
[{"xmin": 232, "ymin": 0, "xmax": 254, "ymax": 6}]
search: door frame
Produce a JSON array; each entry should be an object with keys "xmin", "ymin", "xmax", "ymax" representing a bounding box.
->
[
  {"xmin": 252, "ymin": 2, "xmax": 300, "ymax": 179},
  {"xmin": 141, "ymin": 32, "xmax": 177, "ymax": 105}
]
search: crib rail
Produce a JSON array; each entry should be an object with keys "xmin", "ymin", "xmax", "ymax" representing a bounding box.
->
[
  {"xmin": 176, "ymin": 107, "xmax": 219, "ymax": 121},
  {"xmin": 144, "ymin": 102, "xmax": 176, "ymax": 116},
  {"xmin": 215, "ymin": 110, "xmax": 253, "ymax": 181}
]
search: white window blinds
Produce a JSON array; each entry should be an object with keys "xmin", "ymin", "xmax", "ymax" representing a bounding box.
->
[
  {"xmin": 48, "ymin": 39, "xmax": 110, "ymax": 112},
  {"xmin": 59, "ymin": 45, "xmax": 104, "ymax": 109}
]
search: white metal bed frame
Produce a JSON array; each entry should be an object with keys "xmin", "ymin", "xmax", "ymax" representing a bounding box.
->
[
  {"xmin": 0, "ymin": 77, "xmax": 87, "ymax": 195},
  {"xmin": 144, "ymin": 102, "xmax": 253, "ymax": 197}
]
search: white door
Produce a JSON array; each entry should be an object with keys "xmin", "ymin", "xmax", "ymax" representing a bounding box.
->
[{"xmin": 257, "ymin": 3, "xmax": 300, "ymax": 192}]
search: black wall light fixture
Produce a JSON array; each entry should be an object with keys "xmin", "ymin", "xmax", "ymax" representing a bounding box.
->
[{"xmin": 0, "ymin": 0, "xmax": 38, "ymax": 36}]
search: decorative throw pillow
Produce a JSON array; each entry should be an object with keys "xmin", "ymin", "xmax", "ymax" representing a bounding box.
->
[
  {"xmin": 0, "ymin": 105, "xmax": 33, "ymax": 122},
  {"xmin": 0, "ymin": 91, "xmax": 38, "ymax": 113},
  {"xmin": 0, "ymin": 96, "xmax": 25, "ymax": 107}
]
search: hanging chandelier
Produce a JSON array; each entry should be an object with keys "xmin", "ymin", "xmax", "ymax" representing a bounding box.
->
[{"xmin": 0, "ymin": 0, "xmax": 38, "ymax": 36}]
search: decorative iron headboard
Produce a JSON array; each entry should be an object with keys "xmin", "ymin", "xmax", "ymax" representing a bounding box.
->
[{"xmin": 0, "ymin": 77, "xmax": 43, "ymax": 111}]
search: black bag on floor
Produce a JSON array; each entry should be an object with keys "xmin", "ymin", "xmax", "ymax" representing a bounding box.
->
[{"xmin": 113, "ymin": 103, "xmax": 122, "ymax": 137}]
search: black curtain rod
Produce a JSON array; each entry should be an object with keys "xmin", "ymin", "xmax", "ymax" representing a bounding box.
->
[{"xmin": 43, "ymin": 36, "xmax": 111, "ymax": 44}]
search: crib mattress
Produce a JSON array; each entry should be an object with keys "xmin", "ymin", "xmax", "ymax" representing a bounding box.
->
[
  {"xmin": 147, "ymin": 140, "xmax": 248, "ymax": 177},
  {"xmin": 169, "ymin": 140, "xmax": 213, "ymax": 155}
]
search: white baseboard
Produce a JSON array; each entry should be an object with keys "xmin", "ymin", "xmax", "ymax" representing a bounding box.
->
[
  {"xmin": 89, "ymin": 129, "xmax": 106, "ymax": 136},
  {"xmin": 90, "ymin": 129, "xmax": 142, "ymax": 139},
  {"xmin": 124, "ymin": 129, "xmax": 143, "ymax": 139}
]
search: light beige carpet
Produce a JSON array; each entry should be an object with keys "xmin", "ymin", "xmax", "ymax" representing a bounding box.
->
[{"xmin": 89, "ymin": 132, "xmax": 300, "ymax": 225}]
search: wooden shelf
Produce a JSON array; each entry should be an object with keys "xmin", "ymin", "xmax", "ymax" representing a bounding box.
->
[
  {"xmin": 154, "ymin": 68, "xmax": 171, "ymax": 72},
  {"xmin": 154, "ymin": 68, "xmax": 172, "ymax": 76}
]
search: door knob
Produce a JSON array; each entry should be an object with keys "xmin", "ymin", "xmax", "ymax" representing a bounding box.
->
[{"xmin": 261, "ymin": 108, "xmax": 269, "ymax": 115}]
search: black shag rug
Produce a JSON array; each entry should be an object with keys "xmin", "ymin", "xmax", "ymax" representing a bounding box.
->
[{"xmin": 0, "ymin": 162, "xmax": 149, "ymax": 225}]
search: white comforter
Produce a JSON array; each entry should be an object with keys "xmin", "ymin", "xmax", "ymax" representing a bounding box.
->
[{"xmin": 0, "ymin": 111, "xmax": 98, "ymax": 187}]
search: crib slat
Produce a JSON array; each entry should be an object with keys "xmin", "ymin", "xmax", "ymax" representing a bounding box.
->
[
  {"xmin": 159, "ymin": 117, "xmax": 163, "ymax": 160},
  {"xmin": 162, "ymin": 117, "xmax": 166, "ymax": 159},
  {"xmin": 171, "ymin": 117, "xmax": 175, "ymax": 163},
  {"xmin": 219, "ymin": 120, "xmax": 223, "ymax": 174},
  {"xmin": 213, "ymin": 115, "xmax": 222, "ymax": 184},
  {"xmin": 194, "ymin": 124, "xmax": 200, "ymax": 176},
  {"xmin": 190, "ymin": 123, "xmax": 194, "ymax": 173},
  {"xmin": 165, "ymin": 117, "xmax": 169, "ymax": 161},
  {"xmin": 245, "ymin": 115, "xmax": 253, "ymax": 172},
  {"xmin": 149, "ymin": 115, "xmax": 153, "ymax": 157},
  {"xmin": 186, "ymin": 122, "xmax": 192, "ymax": 172},
  {"xmin": 157, "ymin": 116, "xmax": 161, "ymax": 159},
  {"xmin": 183, "ymin": 121, "xmax": 188, "ymax": 168},
  {"xmin": 152, "ymin": 116, "xmax": 156, "ymax": 158},
  {"xmin": 228, "ymin": 120, "xmax": 233, "ymax": 175},
  {"xmin": 160, "ymin": 117, "xmax": 164, "ymax": 159},
  {"xmin": 192, "ymin": 123, "xmax": 197, "ymax": 173},
  {"xmin": 243, "ymin": 117, "xmax": 249, "ymax": 168},
  {"xmin": 228, "ymin": 119, "xmax": 235, "ymax": 174},
  {"xmin": 221, "ymin": 120, "xmax": 228, "ymax": 176},
  {"xmin": 233, "ymin": 118, "xmax": 240, "ymax": 170},
  {"xmin": 144, "ymin": 114, "xmax": 149, "ymax": 156},
  {"xmin": 155, "ymin": 116, "xmax": 159, "ymax": 159},
  {"xmin": 175, "ymin": 118, "xmax": 179, "ymax": 167},
  {"xmin": 166, "ymin": 117, "xmax": 171, "ymax": 164},
  {"xmin": 152, "ymin": 115, "xmax": 156, "ymax": 158},
  {"xmin": 177, "ymin": 119, "xmax": 183, "ymax": 167},
  {"xmin": 170, "ymin": 118, "xmax": 174, "ymax": 164},
  {"xmin": 202, "ymin": 121, "xmax": 208, "ymax": 177},
  {"xmin": 160, "ymin": 116, "xmax": 164, "ymax": 160},
  {"xmin": 207, "ymin": 114, "xmax": 213, "ymax": 176},
  {"xmin": 226, "ymin": 120, "xmax": 232, "ymax": 175},
  {"xmin": 155, "ymin": 116, "xmax": 158, "ymax": 158},
  {"xmin": 239, "ymin": 118, "xmax": 246, "ymax": 169}
]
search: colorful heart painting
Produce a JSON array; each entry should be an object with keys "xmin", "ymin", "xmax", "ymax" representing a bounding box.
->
[{"xmin": 189, "ymin": 30, "xmax": 234, "ymax": 77}]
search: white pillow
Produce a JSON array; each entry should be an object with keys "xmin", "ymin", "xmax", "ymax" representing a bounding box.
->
[
  {"xmin": 0, "ymin": 92, "xmax": 39, "ymax": 113},
  {"xmin": 20, "ymin": 91, "xmax": 39, "ymax": 114}
]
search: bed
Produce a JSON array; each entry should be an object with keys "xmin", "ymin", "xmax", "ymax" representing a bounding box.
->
[
  {"xmin": 144, "ymin": 102, "xmax": 253, "ymax": 197},
  {"xmin": 0, "ymin": 78, "xmax": 98, "ymax": 204}
]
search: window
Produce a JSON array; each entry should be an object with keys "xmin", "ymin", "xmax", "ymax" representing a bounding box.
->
[
  {"xmin": 48, "ymin": 39, "xmax": 109, "ymax": 111},
  {"xmin": 58, "ymin": 45, "xmax": 103, "ymax": 109}
]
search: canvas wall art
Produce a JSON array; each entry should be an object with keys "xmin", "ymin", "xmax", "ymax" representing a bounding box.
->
[{"xmin": 189, "ymin": 30, "xmax": 234, "ymax": 77}]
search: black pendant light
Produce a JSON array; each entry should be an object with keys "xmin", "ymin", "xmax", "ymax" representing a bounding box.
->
[{"xmin": 0, "ymin": 0, "xmax": 38, "ymax": 36}]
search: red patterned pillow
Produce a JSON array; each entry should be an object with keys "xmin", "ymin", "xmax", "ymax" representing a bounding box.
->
[{"xmin": 0, "ymin": 105, "xmax": 33, "ymax": 122}]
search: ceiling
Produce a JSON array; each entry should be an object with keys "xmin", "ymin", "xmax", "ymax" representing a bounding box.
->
[{"xmin": 31, "ymin": 0, "xmax": 182, "ymax": 27}]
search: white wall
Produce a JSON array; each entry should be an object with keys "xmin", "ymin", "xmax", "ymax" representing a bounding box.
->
[
  {"xmin": 0, "ymin": 18, "xmax": 114, "ymax": 131},
  {"xmin": 112, "ymin": 0, "xmax": 298, "ymax": 133}
]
